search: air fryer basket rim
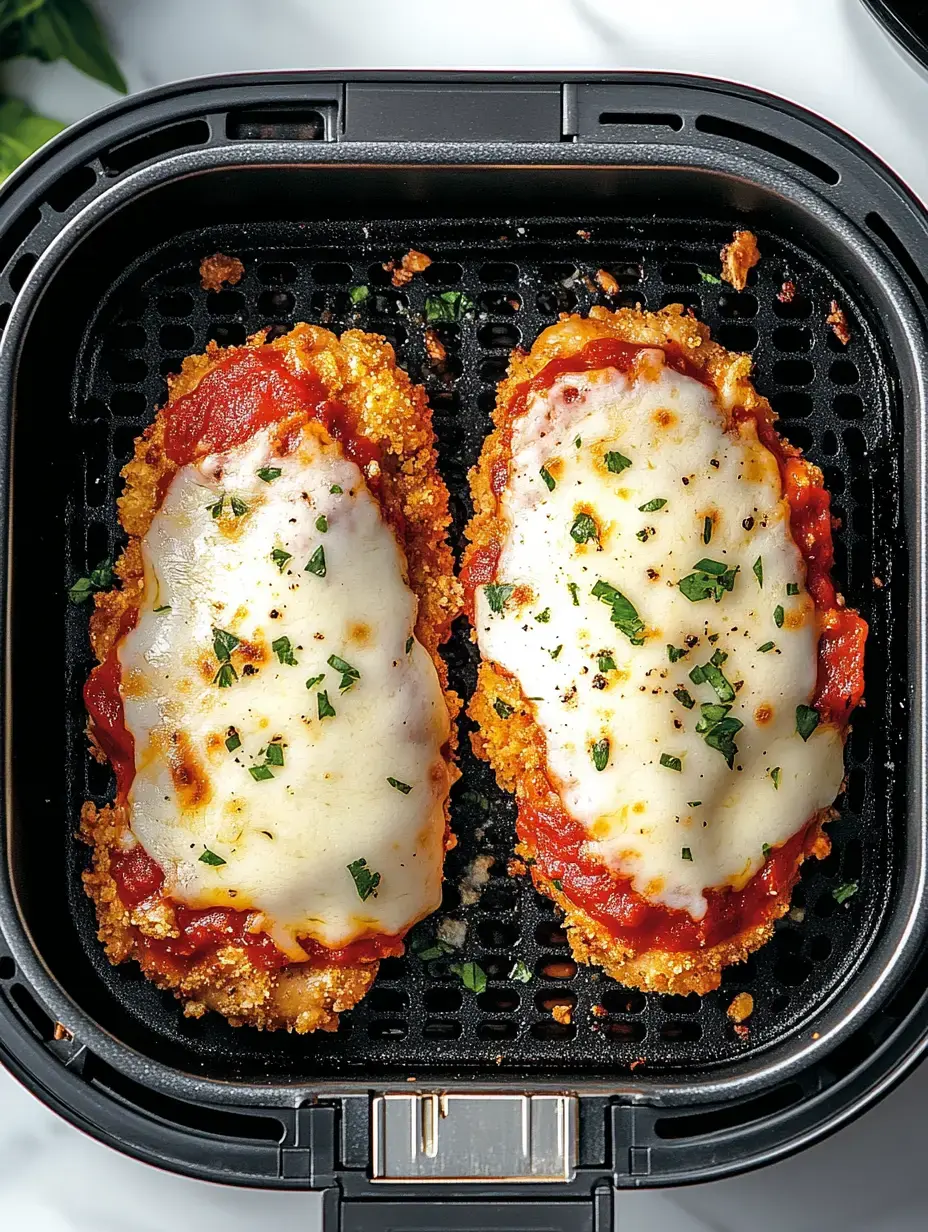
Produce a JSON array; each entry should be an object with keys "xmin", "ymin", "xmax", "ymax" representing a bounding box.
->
[{"xmin": 0, "ymin": 72, "xmax": 925, "ymax": 1197}]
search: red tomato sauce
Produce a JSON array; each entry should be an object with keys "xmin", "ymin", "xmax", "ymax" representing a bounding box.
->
[
  {"xmin": 86, "ymin": 344, "xmax": 401, "ymax": 972},
  {"xmin": 465, "ymin": 335, "xmax": 868, "ymax": 954}
]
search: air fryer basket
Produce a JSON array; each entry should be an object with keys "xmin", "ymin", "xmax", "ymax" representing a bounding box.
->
[{"xmin": 0, "ymin": 74, "xmax": 926, "ymax": 1226}]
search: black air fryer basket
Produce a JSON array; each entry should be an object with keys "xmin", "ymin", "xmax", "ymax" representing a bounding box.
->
[{"xmin": 0, "ymin": 72, "xmax": 926, "ymax": 1230}]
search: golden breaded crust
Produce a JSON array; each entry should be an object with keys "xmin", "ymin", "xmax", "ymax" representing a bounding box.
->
[
  {"xmin": 464, "ymin": 306, "xmax": 829, "ymax": 997},
  {"xmin": 82, "ymin": 325, "xmax": 461, "ymax": 1032}
]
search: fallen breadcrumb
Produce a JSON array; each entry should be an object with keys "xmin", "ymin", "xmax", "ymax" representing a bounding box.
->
[
  {"xmin": 727, "ymin": 992, "xmax": 754, "ymax": 1023},
  {"xmin": 199, "ymin": 252, "xmax": 244, "ymax": 292},
  {"xmin": 459, "ymin": 853, "xmax": 495, "ymax": 906},
  {"xmin": 826, "ymin": 299, "xmax": 851, "ymax": 345},
  {"xmin": 551, "ymin": 1004, "xmax": 572, "ymax": 1025},
  {"xmin": 720, "ymin": 229, "xmax": 760, "ymax": 291},
  {"xmin": 385, "ymin": 249, "xmax": 432, "ymax": 287},
  {"xmin": 777, "ymin": 279, "xmax": 797, "ymax": 304},
  {"xmin": 437, "ymin": 917, "xmax": 467, "ymax": 950},
  {"xmin": 595, "ymin": 268, "xmax": 619, "ymax": 297},
  {"xmin": 591, "ymin": 1003, "xmax": 607, "ymax": 1018},
  {"xmin": 424, "ymin": 328, "xmax": 447, "ymax": 363}
]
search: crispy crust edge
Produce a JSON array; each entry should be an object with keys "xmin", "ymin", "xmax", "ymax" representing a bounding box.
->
[{"xmin": 81, "ymin": 324, "xmax": 462, "ymax": 1032}]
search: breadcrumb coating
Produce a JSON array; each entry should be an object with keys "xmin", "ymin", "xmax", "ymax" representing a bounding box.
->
[
  {"xmin": 464, "ymin": 305, "xmax": 835, "ymax": 996},
  {"xmin": 82, "ymin": 324, "xmax": 461, "ymax": 1031},
  {"xmin": 720, "ymin": 229, "xmax": 760, "ymax": 292}
]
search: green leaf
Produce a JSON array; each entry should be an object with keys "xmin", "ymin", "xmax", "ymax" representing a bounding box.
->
[
  {"xmin": 787, "ymin": 582, "xmax": 800, "ymax": 595},
  {"xmin": 317, "ymin": 690, "xmax": 336, "ymax": 720},
  {"xmin": 305, "ymin": 545, "xmax": 326, "ymax": 576},
  {"xmin": 701, "ymin": 660, "xmax": 735, "ymax": 703},
  {"xmin": 570, "ymin": 511, "xmax": 599, "ymax": 544},
  {"xmin": 328, "ymin": 653, "xmax": 360, "ymax": 692},
  {"xmin": 213, "ymin": 662, "xmax": 237, "ymax": 688},
  {"xmin": 703, "ymin": 516, "xmax": 712, "ymax": 544},
  {"xmin": 660, "ymin": 753, "xmax": 682, "ymax": 772},
  {"xmin": 0, "ymin": 95, "xmax": 63, "ymax": 181},
  {"xmin": 153, "ymin": 603, "xmax": 171, "ymax": 614},
  {"xmin": 225, "ymin": 730, "xmax": 241, "ymax": 753},
  {"xmin": 680, "ymin": 562, "xmax": 738, "ymax": 603},
  {"xmin": 667, "ymin": 644, "xmax": 687, "ymax": 663},
  {"xmin": 68, "ymin": 556, "xmax": 112, "ymax": 603},
  {"xmin": 753, "ymin": 556, "xmax": 763, "ymax": 587},
  {"xmin": 548, "ymin": 643, "xmax": 562, "ymax": 660},
  {"xmin": 265, "ymin": 741, "xmax": 284, "ymax": 767},
  {"xmin": 774, "ymin": 604, "xmax": 785, "ymax": 628},
  {"xmin": 591, "ymin": 738, "xmax": 610, "ymax": 772},
  {"xmin": 567, "ymin": 582, "xmax": 580, "ymax": 606},
  {"xmin": 208, "ymin": 494, "xmax": 224, "ymax": 518},
  {"xmin": 272, "ymin": 635, "xmax": 298, "ymax": 666},
  {"xmin": 591, "ymin": 579, "xmax": 645, "ymax": 645},
  {"xmin": 696, "ymin": 701, "xmax": 732, "ymax": 733},
  {"xmin": 693, "ymin": 558, "xmax": 727, "ymax": 575},
  {"xmin": 248, "ymin": 763, "xmax": 273, "ymax": 781},
  {"xmin": 770, "ymin": 766, "xmax": 781, "ymax": 789},
  {"xmin": 212, "ymin": 626, "xmax": 240, "ymax": 662},
  {"xmin": 305, "ymin": 673, "xmax": 325, "ymax": 690},
  {"xmin": 405, "ymin": 635, "xmax": 414, "ymax": 653},
  {"xmin": 689, "ymin": 664, "xmax": 706, "ymax": 685},
  {"xmin": 758, "ymin": 641, "xmax": 775, "ymax": 653},
  {"xmin": 539, "ymin": 465, "xmax": 555, "ymax": 491},
  {"xmin": 485, "ymin": 582, "xmax": 514, "ymax": 614},
  {"xmin": 699, "ymin": 269, "xmax": 721, "ymax": 284},
  {"xmin": 423, "ymin": 290, "xmax": 474, "ymax": 323},
  {"xmin": 347, "ymin": 857, "xmax": 381, "ymax": 901},
  {"xmin": 349, "ymin": 285, "xmax": 369, "ymax": 304},
  {"xmin": 449, "ymin": 960, "xmax": 487, "ymax": 994},
  {"xmin": 508, "ymin": 960, "xmax": 533, "ymax": 983},
  {"xmin": 387, "ymin": 776, "xmax": 412, "ymax": 794},
  {"xmin": 796, "ymin": 704, "xmax": 820, "ymax": 741},
  {"xmin": 535, "ymin": 607, "xmax": 551, "ymax": 623},
  {"xmin": 681, "ymin": 846, "xmax": 693, "ymax": 860},
  {"xmin": 198, "ymin": 847, "xmax": 225, "ymax": 866},
  {"xmin": 832, "ymin": 881, "xmax": 858, "ymax": 904},
  {"xmin": 315, "ymin": 514, "xmax": 328, "ymax": 533},
  {"xmin": 673, "ymin": 686, "xmax": 695, "ymax": 709},
  {"xmin": 256, "ymin": 467, "xmax": 281, "ymax": 483},
  {"xmin": 5, "ymin": 0, "xmax": 127, "ymax": 93},
  {"xmin": 598, "ymin": 653, "xmax": 616, "ymax": 672},
  {"xmin": 605, "ymin": 450, "xmax": 631, "ymax": 474},
  {"xmin": 493, "ymin": 697, "xmax": 514, "ymax": 719},
  {"xmin": 703, "ymin": 716, "xmax": 743, "ymax": 767},
  {"xmin": 229, "ymin": 495, "xmax": 248, "ymax": 517},
  {"xmin": 638, "ymin": 497, "xmax": 667, "ymax": 512},
  {"xmin": 330, "ymin": 484, "xmax": 343, "ymax": 495}
]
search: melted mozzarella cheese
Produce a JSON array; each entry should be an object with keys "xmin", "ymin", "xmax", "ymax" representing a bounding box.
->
[
  {"xmin": 119, "ymin": 424, "xmax": 451, "ymax": 954},
  {"xmin": 475, "ymin": 354, "xmax": 844, "ymax": 920}
]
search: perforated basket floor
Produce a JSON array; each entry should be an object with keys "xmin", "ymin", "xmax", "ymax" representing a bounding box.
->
[{"xmin": 64, "ymin": 216, "xmax": 900, "ymax": 1077}]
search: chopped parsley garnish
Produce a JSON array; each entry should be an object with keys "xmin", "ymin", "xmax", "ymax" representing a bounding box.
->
[
  {"xmin": 692, "ymin": 657, "xmax": 735, "ymax": 703},
  {"xmin": 591, "ymin": 738, "xmax": 610, "ymax": 772},
  {"xmin": 636, "ymin": 527, "xmax": 652, "ymax": 542},
  {"xmin": 449, "ymin": 960, "xmax": 487, "ymax": 994},
  {"xmin": 703, "ymin": 516, "xmax": 712, "ymax": 544},
  {"xmin": 68, "ymin": 558, "xmax": 114, "ymax": 604},
  {"xmin": 567, "ymin": 582, "xmax": 580, "ymax": 606},
  {"xmin": 758, "ymin": 641, "xmax": 775, "ymax": 653},
  {"xmin": 493, "ymin": 697, "xmax": 514, "ymax": 719},
  {"xmin": 539, "ymin": 465, "xmax": 556, "ymax": 491},
  {"xmin": 763, "ymin": 842, "xmax": 772, "ymax": 859},
  {"xmin": 230, "ymin": 495, "xmax": 248, "ymax": 518},
  {"xmin": 688, "ymin": 801, "xmax": 702, "ymax": 808},
  {"xmin": 660, "ymin": 753, "xmax": 682, "ymax": 772},
  {"xmin": 598, "ymin": 653, "xmax": 616, "ymax": 672},
  {"xmin": 225, "ymin": 729, "xmax": 241, "ymax": 753},
  {"xmin": 679, "ymin": 559, "xmax": 739, "ymax": 603},
  {"xmin": 605, "ymin": 450, "xmax": 632, "ymax": 474},
  {"xmin": 153, "ymin": 604, "xmax": 171, "ymax": 613},
  {"xmin": 681, "ymin": 847, "xmax": 693, "ymax": 861},
  {"xmin": 249, "ymin": 764, "xmax": 274, "ymax": 781},
  {"xmin": 667, "ymin": 644, "xmax": 688, "ymax": 663},
  {"xmin": 214, "ymin": 662, "xmax": 237, "ymax": 688},
  {"xmin": 753, "ymin": 557, "xmax": 763, "ymax": 587},
  {"xmin": 485, "ymin": 582, "xmax": 514, "ymax": 614},
  {"xmin": 787, "ymin": 582, "xmax": 800, "ymax": 595},
  {"xmin": 256, "ymin": 467, "xmax": 281, "ymax": 483},
  {"xmin": 328, "ymin": 653, "xmax": 360, "ymax": 692},
  {"xmin": 591, "ymin": 579, "xmax": 646, "ymax": 645},
  {"xmin": 570, "ymin": 512, "xmax": 599, "ymax": 544},
  {"xmin": 212, "ymin": 627, "xmax": 240, "ymax": 662},
  {"xmin": 349, "ymin": 284, "xmax": 370, "ymax": 305},
  {"xmin": 199, "ymin": 848, "xmax": 226, "ymax": 866},
  {"xmin": 689, "ymin": 664, "xmax": 706, "ymax": 684},
  {"xmin": 387, "ymin": 776, "xmax": 412, "ymax": 794},
  {"xmin": 317, "ymin": 690, "xmax": 336, "ymax": 720},
  {"xmin": 770, "ymin": 767, "xmax": 781, "ymax": 789},
  {"xmin": 710, "ymin": 647, "xmax": 728, "ymax": 666},
  {"xmin": 509, "ymin": 960, "xmax": 533, "ymax": 983},
  {"xmin": 699, "ymin": 269, "xmax": 722, "ymax": 284},
  {"xmin": 774, "ymin": 604, "xmax": 785, "ymax": 628},
  {"xmin": 347, "ymin": 857, "xmax": 381, "ymax": 901},
  {"xmin": 796, "ymin": 704, "xmax": 820, "ymax": 741},
  {"xmin": 305, "ymin": 673, "xmax": 326, "ymax": 691},
  {"xmin": 703, "ymin": 716, "xmax": 743, "ymax": 767},
  {"xmin": 833, "ymin": 881, "xmax": 858, "ymax": 904},
  {"xmin": 272, "ymin": 636, "xmax": 298, "ymax": 666},
  {"xmin": 674, "ymin": 687, "xmax": 695, "ymax": 709},
  {"xmin": 208, "ymin": 494, "xmax": 224, "ymax": 518},
  {"xmin": 315, "ymin": 514, "xmax": 328, "ymax": 533},
  {"xmin": 330, "ymin": 484, "xmax": 343, "ymax": 494},
  {"xmin": 549, "ymin": 644, "xmax": 563, "ymax": 660},
  {"xmin": 535, "ymin": 607, "xmax": 551, "ymax": 623},
  {"xmin": 305, "ymin": 546, "xmax": 326, "ymax": 577},
  {"xmin": 574, "ymin": 436, "xmax": 582, "ymax": 449},
  {"xmin": 271, "ymin": 547, "xmax": 292, "ymax": 572},
  {"xmin": 639, "ymin": 497, "xmax": 667, "ymax": 512},
  {"xmin": 405, "ymin": 635, "xmax": 414, "ymax": 653},
  {"xmin": 423, "ymin": 290, "xmax": 474, "ymax": 323},
  {"xmin": 696, "ymin": 701, "xmax": 732, "ymax": 732},
  {"xmin": 265, "ymin": 741, "xmax": 284, "ymax": 767},
  {"xmin": 414, "ymin": 937, "xmax": 455, "ymax": 962}
]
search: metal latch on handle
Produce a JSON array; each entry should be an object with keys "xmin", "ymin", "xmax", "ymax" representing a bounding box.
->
[{"xmin": 371, "ymin": 1092, "xmax": 577, "ymax": 1183}]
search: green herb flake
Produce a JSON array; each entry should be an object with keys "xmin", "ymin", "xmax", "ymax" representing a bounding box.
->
[
  {"xmin": 591, "ymin": 738, "xmax": 610, "ymax": 772},
  {"xmin": 153, "ymin": 604, "xmax": 171, "ymax": 613},
  {"xmin": 539, "ymin": 465, "xmax": 556, "ymax": 491},
  {"xmin": 753, "ymin": 556, "xmax": 763, "ymax": 588},
  {"xmin": 208, "ymin": 494, "xmax": 224, "ymax": 519},
  {"xmin": 660, "ymin": 753, "xmax": 682, "ymax": 772},
  {"xmin": 387, "ymin": 776, "xmax": 412, "ymax": 794},
  {"xmin": 667, "ymin": 644, "xmax": 688, "ymax": 663},
  {"xmin": 536, "ymin": 607, "xmax": 551, "ymax": 623},
  {"xmin": 591, "ymin": 579, "xmax": 646, "ymax": 646},
  {"xmin": 710, "ymin": 648, "xmax": 728, "ymax": 666},
  {"xmin": 703, "ymin": 716, "xmax": 743, "ymax": 768},
  {"xmin": 493, "ymin": 697, "xmax": 514, "ymax": 719},
  {"xmin": 349, "ymin": 285, "xmax": 370, "ymax": 305},
  {"xmin": 229, "ymin": 495, "xmax": 248, "ymax": 518},
  {"xmin": 787, "ymin": 582, "xmax": 800, "ymax": 595},
  {"xmin": 681, "ymin": 846, "xmax": 693, "ymax": 861},
  {"xmin": 570, "ymin": 512, "xmax": 599, "ymax": 545},
  {"xmin": 68, "ymin": 558, "xmax": 114, "ymax": 604},
  {"xmin": 574, "ymin": 436, "xmax": 582, "ymax": 449},
  {"xmin": 415, "ymin": 940, "xmax": 454, "ymax": 961},
  {"xmin": 605, "ymin": 450, "xmax": 632, "ymax": 474},
  {"xmin": 762, "ymin": 842, "xmax": 772, "ymax": 859},
  {"xmin": 636, "ymin": 528, "xmax": 651, "ymax": 542},
  {"xmin": 305, "ymin": 546, "xmax": 326, "ymax": 577},
  {"xmin": 272, "ymin": 636, "xmax": 298, "ymax": 666},
  {"xmin": 317, "ymin": 690, "xmax": 336, "ymax": 720},
  {"xmin": 509, "ymin": 960, "xmax": 533, "ymax": 983},
  {"xmin": 639, "ymin": 497, "xmax": 667, "ymax": 512},
  {"xmin": 271, "ymin": 547, "xmax": 292, "ymax": 572},
  {"xmin": 328, "ymin": 653, "xmax": 360, "ymax": 692},
  {"xmin": 695, "ymin": 702, "xmax": 732, "ymax": 733},
  {"xmin": 833, "ymin": 881, "xmax": 859, "ymax": 905},
  {"xmin": 315, "ymin": 514, "xmax": 328, "ymax": 533},
  {"xmin": 688, "ymin": 801, "xmax": 702, "ymax": 808},
  {"xmin": 689, "ymin": 664, "xmax": 706, "ymax": 685},
  {"xmin": 758, "ymin": 641, "xmax": 775, "ymax": 653},
  {"xmin": 796, "ymin": 704, "xmax": 820, "ymax": 741},
  {"xmin": 265, "ymin": 742, "xmax": 284, "ymax": 767},
  {"xmin": 485, "ymin": 582, "xmax": 514, "ymax": 614},
  {"xmin": 214, "ymin": 662, "xmax": 238, "ymax": 688},
  {"xmin": 249, "ymin": 764, "xmax": 274, "ymax": 781},
  {"xmin": 305, "ymin": 672, "xmax": 325, "ymax": 690},
  {"xmin": 598, "ymin": 653, "xmax": 617, "ymax": 673},
  {"xmin": 673, "ymin": 687, "xmax": 695, "ymax": 710},
  {"xmin": 256, "ymin": 467, "xmax": 282, "ymax": 483},
  {"xmin": 199, "ymin": 848, "xmax": 226, "ymax": 866},
  {"xmin": 225, "ymin": 730, "xmax": 241, "ymax": 753},
  {"xmin": 703, "ymin": 516, "xmax": 713, "ymax": 544},
  {"xmin": 212, "ymin": 627, "xmax": 240, "ymax": 662},
  {"xmin": 567, "ymin": 582, "xmax": 580, "ymax": 606},
  {"xmin": 699, "ymin": 269, "xmax": 722, "ymax": 284},
  {"xmin": 549, "ymin": 644, "xmax": 563, "ymax": 660},
  {"xmin": 679, "ymin": 559, "xmax": 739, "ymax": 603},
  {"xmin": 774, "ymin": 604, "xmax": 785, "ymax": 628},
  {"xmin": 347, "ymin": 857, "xmax": 381, "ymax": 901},
  {"xmin": 449, "ymin": 960, "xmax": 487, "ymax": 994},
  {"xmin": 700, "ymin": 660, "xmax": 736, "ymax": 703},
  {"xmin": 770, "ymin": 767, "xmax": 781, "ymax": 789},
  {"xmin": 423, "ymin": 290, "xmax": 474, "ymax": 324},
  {"xmin": 330, "ymin": 484, "xmax": 343, "ymax": 494},
  {"xmin": 405, "ymin": 635, "xmax": 414, "ymax": 653}
]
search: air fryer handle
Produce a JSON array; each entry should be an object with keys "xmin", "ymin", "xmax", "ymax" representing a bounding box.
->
[{"xmin": 330, "ymin": 1189, "xmax": 614, "ymax": 1231}]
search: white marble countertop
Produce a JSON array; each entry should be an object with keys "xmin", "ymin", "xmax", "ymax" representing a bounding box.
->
[{"xmin": 2, "ymin": 2, "xmax": 928, "ymax": 1229}]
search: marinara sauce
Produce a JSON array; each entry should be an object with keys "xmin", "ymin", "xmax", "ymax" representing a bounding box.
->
[
  {"xmin": 84, "ymin": 344, "xmax": 402, "ymax": 972},
  {"xmin": 462, "ymin": 335, "xmax": 867, "ymax": 953}
]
